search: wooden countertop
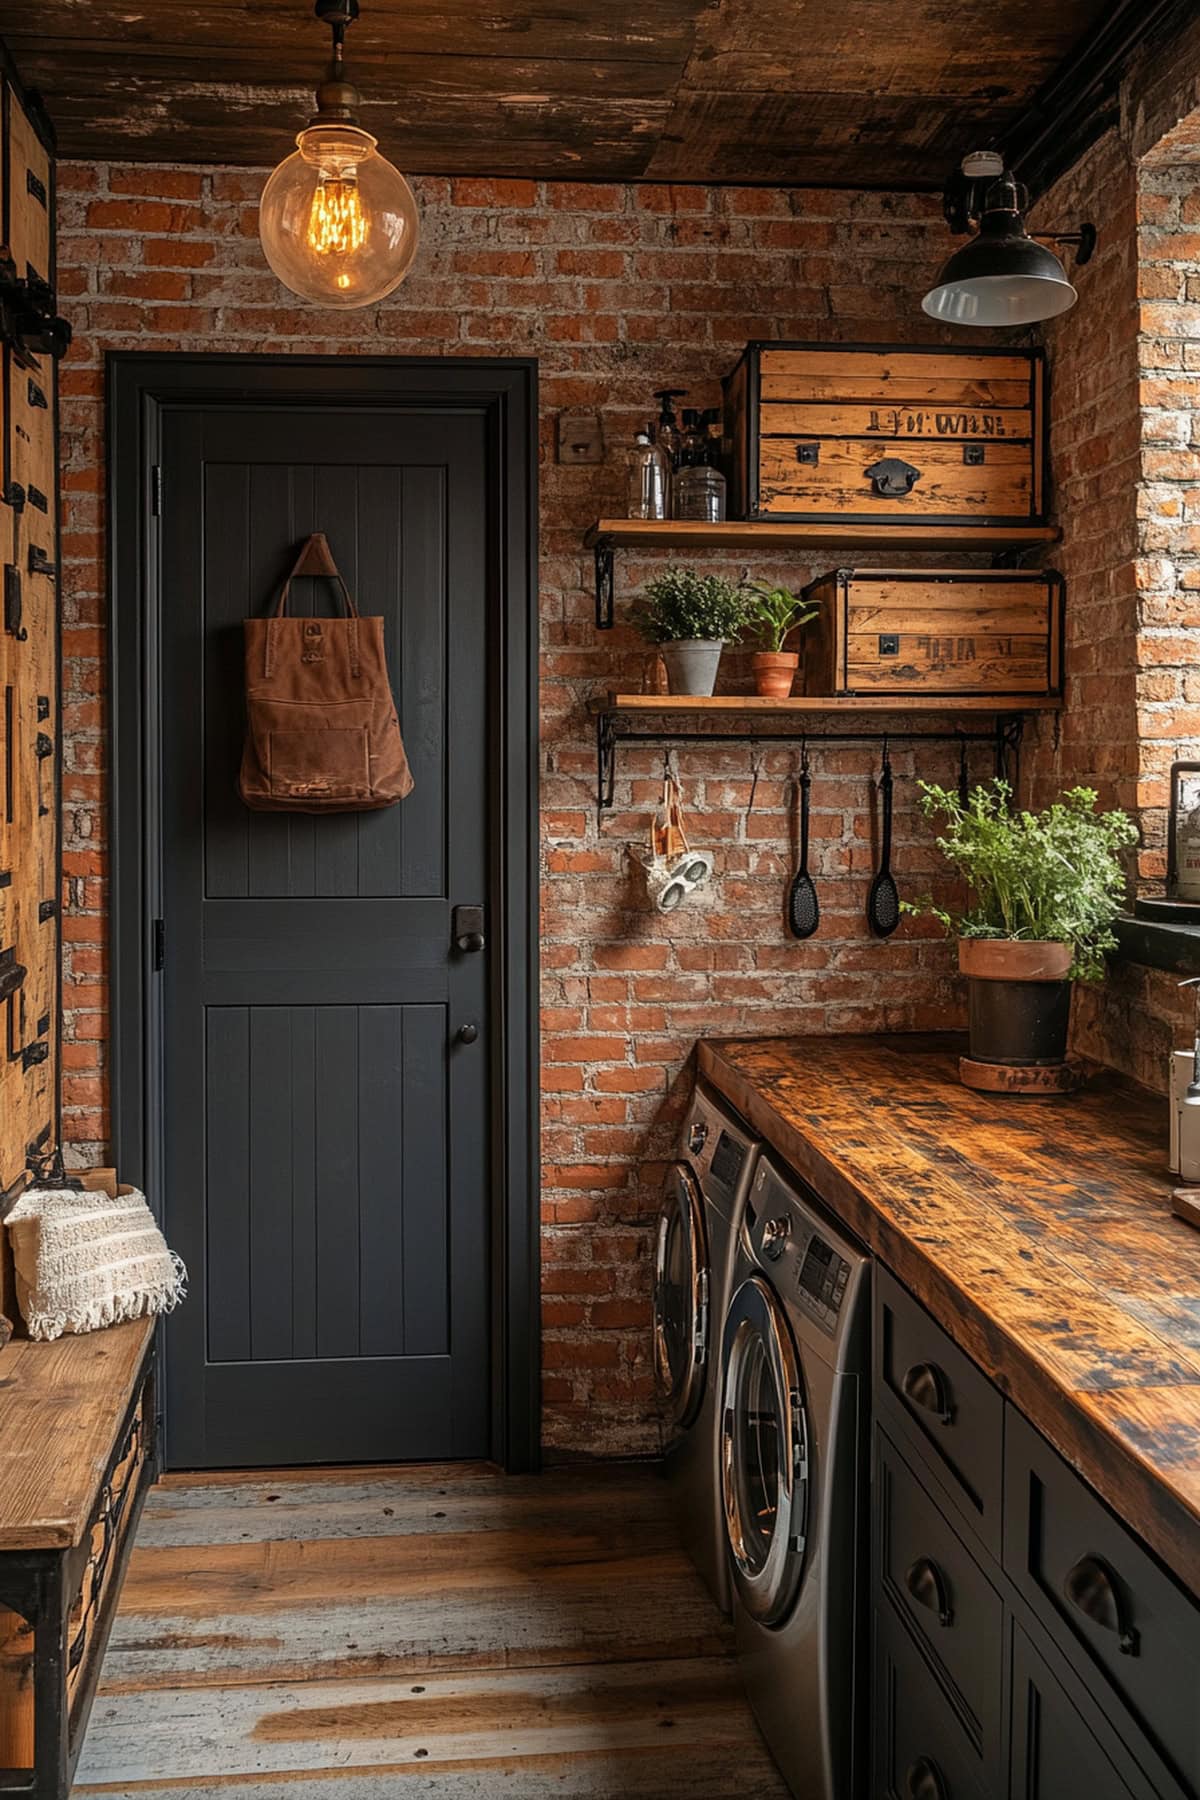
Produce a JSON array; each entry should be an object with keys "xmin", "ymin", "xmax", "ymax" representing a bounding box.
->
[
  {"xmin": 0, "ymin": 1317, "xmax": 154, "ymax": 1550},
  {"xmin": 698, "ymin": 1033, "xmax": 1200, "ymax": 1595}
]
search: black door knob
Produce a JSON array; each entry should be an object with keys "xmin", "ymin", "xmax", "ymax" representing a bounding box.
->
[{"xmin": 457, "ymin": 1023, "xmax": 479, "ymax": 1045}]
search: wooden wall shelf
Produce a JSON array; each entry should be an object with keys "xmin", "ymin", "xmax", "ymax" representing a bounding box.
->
[
  {"xmin": 605, "ymin": 693, "xmax": 1063, "ymax": 716},
  {"xmin": 593, "ymin": 693, "xmax": 1052, "ymax": 812},
  {"xmin": 585, "ymin": 518, "xmax": 1061, "ymax": 628}
]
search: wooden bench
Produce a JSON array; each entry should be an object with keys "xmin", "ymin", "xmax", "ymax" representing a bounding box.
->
[{"xmin": 0, "ymin": 1318, "xmax": 156, "ymax": 1800}]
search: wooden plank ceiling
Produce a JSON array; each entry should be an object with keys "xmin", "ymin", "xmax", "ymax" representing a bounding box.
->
[{"xmin": 0, "ymin": 0, "xmax": 1120, "ymax": 183}]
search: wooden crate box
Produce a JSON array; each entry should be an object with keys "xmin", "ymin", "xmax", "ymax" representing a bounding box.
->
[
  {"xmin": 800, "ymin": 567, "xmax": 1064, "ymax": 701},
  {"xmin": 723, "ymin": 343, "xmax": 1046, "ymax": 526}
]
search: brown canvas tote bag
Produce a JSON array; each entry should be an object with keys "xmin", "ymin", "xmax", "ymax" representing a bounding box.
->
[{"xmin": 238, "ymin": 533, "xmax": 414, "ymax": 813}]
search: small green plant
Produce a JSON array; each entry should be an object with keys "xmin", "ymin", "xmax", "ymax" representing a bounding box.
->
[
  {"xmin": 631, "ymin": 567, "xmax": 753, "ymax": 645},
  {"xmin": 904, "ymin": 779, "xmax": 1137, "ymax": 982},
  {"xmin": 744, "ymin": 579, "xmax": 820, "ymax": 653}
]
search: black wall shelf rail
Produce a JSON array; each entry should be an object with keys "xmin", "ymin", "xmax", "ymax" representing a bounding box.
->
[{"xmin": 594, "ymin": 706, "xmax": 1026, "ymax": 814}]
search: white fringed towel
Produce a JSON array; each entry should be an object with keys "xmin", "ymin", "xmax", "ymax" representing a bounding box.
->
[{"xmin": 5, "ymin": 1185, "xmax": 187, "ymax": 1341}]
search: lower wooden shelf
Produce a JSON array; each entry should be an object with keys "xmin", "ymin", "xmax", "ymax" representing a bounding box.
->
[{"xmin": 605, "ymin": 692, "xmax": 1062, "ymax": 715}]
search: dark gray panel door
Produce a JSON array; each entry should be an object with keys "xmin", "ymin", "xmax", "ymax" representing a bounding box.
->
[{"xmin": 159, "ymin": 403, "xmax": 490, "ymax": 1468}]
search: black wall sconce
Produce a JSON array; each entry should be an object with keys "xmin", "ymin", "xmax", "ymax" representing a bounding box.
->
[{"xmin": 923, "ymin": 150, "xmax": 1097, "ymax": 327}]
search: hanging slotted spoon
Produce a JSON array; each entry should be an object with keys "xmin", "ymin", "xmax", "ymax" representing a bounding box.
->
[
  {"xmin": 786, "ymin": 749, "xmax": 820, "ymax": 939},
  {"xmin": 867, "ymin": 740, "xmax": 900, "ymax": 938}
]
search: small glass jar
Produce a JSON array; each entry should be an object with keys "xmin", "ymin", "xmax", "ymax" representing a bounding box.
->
[{"xmin": 673, "ymin": 462, "xmax": 727, "ymax": 522}]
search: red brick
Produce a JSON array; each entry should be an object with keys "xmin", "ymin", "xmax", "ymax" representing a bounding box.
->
[{"xmin": 451, "ymin": 177, "xmax": 537, "ymax": 208}]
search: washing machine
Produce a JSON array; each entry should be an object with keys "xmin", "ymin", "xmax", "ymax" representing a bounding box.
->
[
  {"xmin": 653, "ymin": 1080, "xmax": 760, "ymax": 1614},
  {"xmin": 720, "ymin": 1153, "xmax": 870, "ymax": 1800}
]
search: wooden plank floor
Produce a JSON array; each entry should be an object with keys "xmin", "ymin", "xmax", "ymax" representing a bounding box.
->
[{"xmin": 74, "ymin": 1462, "xmax": 788, "ymax": 1797}]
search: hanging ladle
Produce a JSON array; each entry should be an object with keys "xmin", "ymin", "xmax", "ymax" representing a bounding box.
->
[
  {"xmin": 786, "ymin": 741, "xmax": 820, "ymax": 940},
  {"xmin": 867, "ymin": 737, "xmax": 900, "ymax": 938}
]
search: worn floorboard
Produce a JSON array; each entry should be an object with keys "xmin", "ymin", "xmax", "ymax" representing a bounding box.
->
[{"xmin": 74, "ymin": 1463, "xmax": 786, "ymax": 1798}]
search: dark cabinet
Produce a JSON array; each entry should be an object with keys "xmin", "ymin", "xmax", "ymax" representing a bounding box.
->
[
  {"xmin": 872, "ymin": 1270, "xmax": 1198, "ymax": 1800},
  {"xmin": 874, "ymin": 1601, "xmax": 990, "ymax": 1800},
  {"xmin": 1005, "ymin": 1408, "xmax": 1200, "ymax": 1798},
  {"xmin": 1009, "ymin": 1626, "xmax": 1152, "ymax": 1800}
]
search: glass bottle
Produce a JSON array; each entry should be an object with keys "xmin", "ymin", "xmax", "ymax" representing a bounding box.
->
[
  {"xmin": 627, "ymin": 431, "xmax": 671, "ymax": 520},
  {"xmin": 673, "ymin": 460, "xmax": 727, "ymax": 522}
]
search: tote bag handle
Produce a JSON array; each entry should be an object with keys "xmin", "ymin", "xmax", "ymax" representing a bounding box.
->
[
  {"xmin": 265, "ymin": 533, "xmax": 361, "ymax": 678},
  {"xmin": 272, "ymin": 533, "xmax": 360, "ymax": 619}
]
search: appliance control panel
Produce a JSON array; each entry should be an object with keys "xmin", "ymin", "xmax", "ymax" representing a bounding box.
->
[
  {"xmin": 796, "ymin": 1232, "xmax": 851, "ymax": 1335},
  {"xmin": 709, "ymin": 1129, "xmax": 746, "ymax": 1191}
]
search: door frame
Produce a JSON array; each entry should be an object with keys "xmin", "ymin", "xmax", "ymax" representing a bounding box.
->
[{"xmin": 106, "ymin": 351, "xmax": 541, "ymax": 1471}]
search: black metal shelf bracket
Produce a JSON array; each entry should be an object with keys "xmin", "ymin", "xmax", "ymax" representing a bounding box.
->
[
  {"xmin": 594, "ymin": 538, "xmax": 615, "ymax": 630},
  {"xmin": 595, "ymin": 708, "xmax": 1025, "ymax": 815}
]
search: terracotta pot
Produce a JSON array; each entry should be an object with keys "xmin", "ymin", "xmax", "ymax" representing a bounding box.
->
[
  {"xmin": 752, "ymin": 650, "xmax": 800, "ymax": 699},
  {"xmin": 958, "ymin": 939, "xmax": 1072, "ymax": 982},
  {"xmin": 958, "ymin": 938, "xmax": 1073, "ymax": 1090}
]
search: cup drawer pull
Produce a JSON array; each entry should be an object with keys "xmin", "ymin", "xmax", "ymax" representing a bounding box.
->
[
  {"xmin": 905, "ymin": 1555, "xmax": 954, "ymax": 1627},
  {"xmin": 900, "ymin": 1360, "xmax": 954, "ymax": 1424},
  {"xmin": 906, "ymin": 1756, "xmax": 947, "ymax": 1800},
  {"xmin": 1063, "ymin": 1554, "xmax": 1140, "ymax": 1657}
]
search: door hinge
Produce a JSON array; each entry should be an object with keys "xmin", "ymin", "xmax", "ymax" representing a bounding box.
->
[
  {"xmin": 151, "ymin": 466, "xmax": 163, "ymax": 517},
  {"xmin": 152, "ymin": 918, "xmax": 165, "ymax": 971}
]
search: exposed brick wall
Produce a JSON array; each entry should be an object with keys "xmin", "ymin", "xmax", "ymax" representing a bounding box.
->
[
  {"xmin": 1026, "ymin": 13, "xmax": 1200, "ymax": 1094},
  {"xmin": 55, "ymin": 163, "xmax": 983, "ymax": 1453}
]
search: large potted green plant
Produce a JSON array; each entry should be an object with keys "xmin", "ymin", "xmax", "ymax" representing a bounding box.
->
[
  {"xmin": 743, "ymin": 580, "xmax": 820, "ymax": 698},
  {"xmin": 907, "ymin": 780, "xmax": 1137, "ymax": 1092},
  {"xmin": 631, "ymin": 567, "xmax": 751, "ymax": 697}
]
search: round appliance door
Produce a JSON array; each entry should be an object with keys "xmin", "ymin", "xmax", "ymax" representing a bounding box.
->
[
  {"xmin": 653, "ymin": 1162, "xmax": 710, "ymax": 1432},
  {"xmin": 720, "ymin": 1274, "xmax": 810, "ymax": 1625}
]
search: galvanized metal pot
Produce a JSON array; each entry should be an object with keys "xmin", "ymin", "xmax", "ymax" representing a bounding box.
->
[{"xmin": 661, "ymin": 638, "xmax": 724, "ymax": 697}]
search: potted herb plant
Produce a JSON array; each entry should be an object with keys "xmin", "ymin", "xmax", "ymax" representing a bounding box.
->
[
  {"xmin": 744, "ymin": 580, "xmax": 820, "ymax": 698},
  {"xmin": 906, "ymin": 780, "xmax": 1137, "ymax": 1092},
  {"xmin": 631, "ymin": 567, "xmax": 751, "ymax": 697}
]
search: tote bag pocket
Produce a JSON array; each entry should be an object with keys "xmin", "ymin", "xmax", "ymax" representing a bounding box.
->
[{"xmin": 266, "ymin": 724, "xmax": 371, "ymax": 802}]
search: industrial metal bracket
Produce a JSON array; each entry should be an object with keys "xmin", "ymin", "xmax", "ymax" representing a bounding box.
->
[{"xmin": 594, "ymin": 537, "xmax": 615, "ymax": 630}]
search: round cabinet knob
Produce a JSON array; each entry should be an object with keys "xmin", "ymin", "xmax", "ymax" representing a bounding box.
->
[
  {"xmin": 457, "ymin": 1023, "xmax": 479, "ymax": 1045},
  {"xmin": 762, "ymin": 1216, "xmax": 791, "ymax": 1261}
]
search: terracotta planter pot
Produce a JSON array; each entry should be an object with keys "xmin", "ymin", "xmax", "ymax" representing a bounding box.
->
[
  {"xmin": 751, "ymin": 650, "xmax": 799, "ymax": 699},
  {"xmin": 958, "ymin": 938, "xmax": 1074, "ymax": 1092},
  {"xmin": 958, "ymin": 939, "xmax": 1073, "ymax": 982}
]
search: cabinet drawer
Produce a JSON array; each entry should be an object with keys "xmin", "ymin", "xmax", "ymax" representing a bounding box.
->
[
  {"xmin": 877, "ymin": 1426, "xmax": 1004, "ymax": 1759},
  {"xmin": 1010, "ymin": 1624, "xmax": 1159, "ymax": 1800},
  {"xmin": 876, "ymin": 1265, "xmax": 1004, "ymax": 1553},
  {"xmin": 1005, "ymin": 1407, "xmax": 1200, "ymax": 1798},
  {"xmin": 874, "ymin": 1600, "xmax": 991, "ymax": 1800}
]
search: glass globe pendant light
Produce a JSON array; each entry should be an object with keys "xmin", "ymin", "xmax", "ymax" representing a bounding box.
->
[{"xmin": 259, "ymin": 0, "xmax": 419, "ymax": 309}]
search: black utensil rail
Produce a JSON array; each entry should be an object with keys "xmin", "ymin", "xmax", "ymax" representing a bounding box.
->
[{"xmin": 594, "ymin": 706, "xmax": 1027, "ymax": 815}]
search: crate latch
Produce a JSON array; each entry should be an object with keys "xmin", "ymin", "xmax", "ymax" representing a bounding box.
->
[{"xmin": 865, "ymin": 457, "xmax": 921, "ymax": 499}]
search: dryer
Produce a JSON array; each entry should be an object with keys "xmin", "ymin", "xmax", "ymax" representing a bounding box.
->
[
  {"xmin": 720, "ymin": 1152, "xmax": 870, "ymax": 1800},
  {"xmin": 653, "ymin": 1080, "xmax": 759, "ymax": 1614}
]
